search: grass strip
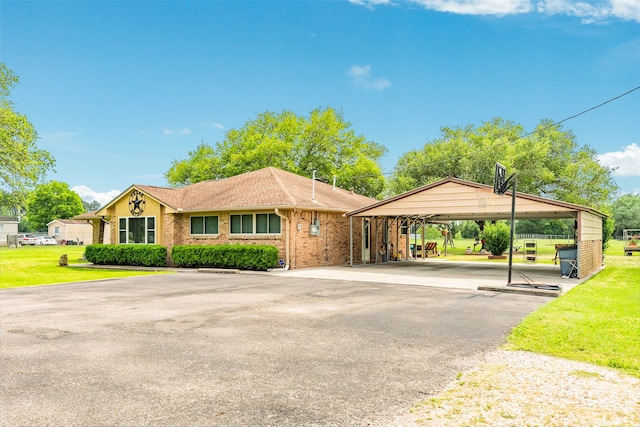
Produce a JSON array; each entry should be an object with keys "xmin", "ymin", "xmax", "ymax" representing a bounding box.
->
[
  {"xmin": 0, "ymin": 246, "xmax": 170, "ymax": 289},
  {"xmin": 506, "ymin": 259, "xmax": 640, "ymax": 378}
]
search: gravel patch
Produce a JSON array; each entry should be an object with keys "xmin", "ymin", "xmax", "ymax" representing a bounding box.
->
[{"xmin": 394, "ymin": 350, "xmax": 640, "ymax": 427}]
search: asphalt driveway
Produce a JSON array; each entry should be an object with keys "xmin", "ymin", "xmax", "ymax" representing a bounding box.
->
[{"xmin": 1, "ymin": 272, "xmax": 552, "ymax": 426}]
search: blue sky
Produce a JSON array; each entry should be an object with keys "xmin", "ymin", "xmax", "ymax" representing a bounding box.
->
[{"xmin": 2, "ymin": 0, "xmax": 639, "ymax": 205}]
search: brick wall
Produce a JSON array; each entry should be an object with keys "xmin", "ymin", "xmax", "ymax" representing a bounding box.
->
[
  {"xmin": 105, "ymin": 208, "xmax": 366, "ymax": 270},
  {"xmin": 164, "ymin": 212, "xmax": 286, "ymax": 267},
  {"xmin": 90, "ymin": 219, "xmax": 105, "ymax": 244},
  {"xmin": 289, "ymin": 210, "xmax": 361, "ymax": 269},
  {"xmin": 107, "ymin": 207, "xmax": 117, "ymax": 244},
  {"xmin": 578, "ymin": 240, "xmax": 602, "ymax": 278}
]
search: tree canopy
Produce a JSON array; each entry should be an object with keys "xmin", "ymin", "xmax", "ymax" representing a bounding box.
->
[
  {"xmin": 612, "ymin": 194, "xmax": 640, "ymax": 237},
  {"xmin": 0, "ymin": 63, "xmax": 55, "ymax": 212},
  {"xmin": 82, "ymin": 199, "xmax": 102, "ymax": 212},
  {"xmin": 391, "ymin": 117, "xmax": 619, "ymax": 210},
  {"xmin": 26, "ymin": 181, "xmax": 83, "ymax": 231},
  {"xmin": 165, "ymin": 107, "xmax": 387, "ymax": 198}
]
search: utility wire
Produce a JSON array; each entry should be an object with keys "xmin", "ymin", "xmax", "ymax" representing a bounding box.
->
[
  {"xmin": 325, "ymin": 85, "xmax": 640, "ymax": 184},
  {"xmin": 399, "ymin": 85, "xmax": 640, "ymax": 173}
]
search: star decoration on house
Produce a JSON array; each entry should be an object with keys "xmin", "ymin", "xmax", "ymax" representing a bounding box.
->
[{"xmin": 129, "ymin": 190, "xmax": 146, "ymax": 216}]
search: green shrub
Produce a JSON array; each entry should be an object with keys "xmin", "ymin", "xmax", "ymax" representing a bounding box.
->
[
  {"xmin": 85, "ymin": 244, "xmax": 167, "ymax": 267},
  {"xmin": 171, "ymin": 244, "xmax": 279, "ymax": 271},
  {"xmin": 482, "ymin": 222, "xmax": 511, "ymax": 256}
]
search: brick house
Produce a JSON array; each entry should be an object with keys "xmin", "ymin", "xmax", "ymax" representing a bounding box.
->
[{"xmin": 84, "ymin": 167, "xmax": 376, "ymax": 269}]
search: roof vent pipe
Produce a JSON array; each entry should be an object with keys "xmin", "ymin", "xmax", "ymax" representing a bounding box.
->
[
  {"xmin": 312, "ymin": 170, "xmax": 316, "ymax": 201},
  {"xmin": 333, "ymin": 175, "xmax": 336, "ymax": 190}
]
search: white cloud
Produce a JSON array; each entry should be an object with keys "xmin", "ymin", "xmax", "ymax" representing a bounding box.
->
[
  {"xmin": 204, "ymin": 121, "xmax": 225, "ymax": 130},
  {"xmin": 412, "ymin": 0, "xmax": 532, "ymax": 15},
  {"xmin": 348, "ymin": 0, "xmax": 394, "ymax": 9},
  {"xmin": 72, "ymin": 185, "xmax": 121, "ymax": 207},
  {"xmin": 162, "ymin": 127, "xmax": 192, "ymax": 135},
  {"xmin": 597, "ymin": 143, "xmax": 640, "ymax": 177},
  {"xmin": 537, "ymin": 0, "xmax": 611, "ymax": 23},
  {"xmin": 351, "ymin": 0, "xmax": 640, "ymax": 22},
  {"xmin": 349, "ymin": 64, "xmax": 372, "ymax": 77},
  {"xmin": 611, "ymin": 0, "xmax": 640, "ymax": 21},
  {"xmin": 348, "ymin": 65, "xmax": 391, "ymax": 90}
]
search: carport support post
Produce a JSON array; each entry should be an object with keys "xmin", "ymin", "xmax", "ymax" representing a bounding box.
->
[
  {"xmin": 507, "ymin": 174, "xmax": 517, "ymax": 285},
  {"xmin": 349, "ymin": 216, "xmax": 353, "ymax": 267}
]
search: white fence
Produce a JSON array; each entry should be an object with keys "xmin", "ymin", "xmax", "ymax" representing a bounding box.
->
[{"xmin": 516, "ymin": 234, "xmax": 571, "ymax": 240}]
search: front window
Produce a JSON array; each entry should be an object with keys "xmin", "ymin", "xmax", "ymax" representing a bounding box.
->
[
  {"xmin": 119, "ymin": 216, "xmax": 156, "ymax": 244},
  {"xmin": 230, "ymin": 213, "xmax": 281, "ymax": 235},
  {"xmin": 190, "ymin": 216, "xmax": 219, "ymax": 235}
]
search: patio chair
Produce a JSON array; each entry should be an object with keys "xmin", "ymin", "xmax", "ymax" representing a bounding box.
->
[{"xmin": 425, "ymin": 241, "xmax": 438, "ymax": 257}]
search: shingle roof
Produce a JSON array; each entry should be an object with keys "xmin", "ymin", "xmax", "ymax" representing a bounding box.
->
[{"xmin": 130, "ymin": 167, "xmax": 376, "ymax": 213}]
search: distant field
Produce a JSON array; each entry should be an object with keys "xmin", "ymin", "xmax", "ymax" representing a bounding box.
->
[
  {"xmin": 414, "ymin": 237, "xmax": 628, "ymax": 264},
  {"xmin": 0, "ymin": 245, "xmax": 170, "ymax": 289}
]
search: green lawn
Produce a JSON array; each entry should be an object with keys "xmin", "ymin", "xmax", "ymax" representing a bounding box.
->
[
  {"xmin": 0, "ymin": 245, "xmax": 170, "ymax": 288},
  {"xmin": 506, "ymin": 253, "xmax": 640, "ymax": 378}
]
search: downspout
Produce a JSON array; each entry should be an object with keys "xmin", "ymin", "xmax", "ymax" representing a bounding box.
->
[{"xmin": 274, "ymin": 208, "xmax": 290, "ymax": 270}]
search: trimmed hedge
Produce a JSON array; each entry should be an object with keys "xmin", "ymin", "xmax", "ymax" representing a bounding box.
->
[
  {"xmin": 172, "ymin": 244, "xmax": 279, "ymax": 271},
  {"xmin": 85, "ymin": 244, "xmax": 167, "ymax": 267}
]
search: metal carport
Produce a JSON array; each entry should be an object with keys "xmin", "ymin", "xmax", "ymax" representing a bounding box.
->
[{"xmin": 346, "ymin": 177, "xmax": 606, "ymax": 279}]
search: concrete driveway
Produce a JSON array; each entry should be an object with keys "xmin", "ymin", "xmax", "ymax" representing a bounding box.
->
[
  {"xmin": 272, "ymin": 258, "xmax": 583, "ymax": 293},
  {"xmin": 2, "ymin": 271, "xmax": 552, "ymax": 426}
]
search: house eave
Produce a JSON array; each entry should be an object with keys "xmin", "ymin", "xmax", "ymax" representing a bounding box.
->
[{"xmin": 174, "ymin": 205, "xmax": 354, "ymax": 214}]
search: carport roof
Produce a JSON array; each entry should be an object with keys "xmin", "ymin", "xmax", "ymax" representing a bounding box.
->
[{"xmin": 346, "ymin": 177, "xmax": 606, "ymax": 221}]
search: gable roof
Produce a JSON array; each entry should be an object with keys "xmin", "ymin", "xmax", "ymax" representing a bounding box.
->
[
  {"xmin": 347, "ymin": 177, "xmax": 606, "ymax": 221},
  {"xmin": 97, "ymin": 167, "xmax": 376, "ymax": 215}
]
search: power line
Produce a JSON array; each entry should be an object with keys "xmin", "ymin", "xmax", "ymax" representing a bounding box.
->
[
  {"xmin": 334, "ymin": 85, "xmax": 640, "ymax": 184},
  {"xmin": 314, "ymin": 85, "xmax": 640, "ymax": 186},
  {"xmin": 515, "ymin": 85, "xmax": 640, "ymax": 144},
  {"xmin": 404, "ymin": 85, "xmax": 640, "ymax": 172}
]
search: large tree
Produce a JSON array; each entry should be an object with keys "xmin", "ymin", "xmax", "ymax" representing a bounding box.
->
[
  {"xmin": 612, "ymin": 194, "xmax": 640, "ymax": 237},
  {"xmin": 0, "ymin": 63, "xmax": 55, "ymax": 213},
  {"xmin": 26, "ymin": 181, "xmax": 83, "ymax": 231},
  {"xmin": 391, "ymin": 117, "xmax": 618, "ymax": 210},
  {"xmin": 165, "ymin": 107, "xmax": 387, "ymax": 198}
]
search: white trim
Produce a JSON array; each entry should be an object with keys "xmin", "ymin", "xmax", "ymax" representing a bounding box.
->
[{"xmin": 118, "ymin": 215, "xmax": 157, "ymax": 244}]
